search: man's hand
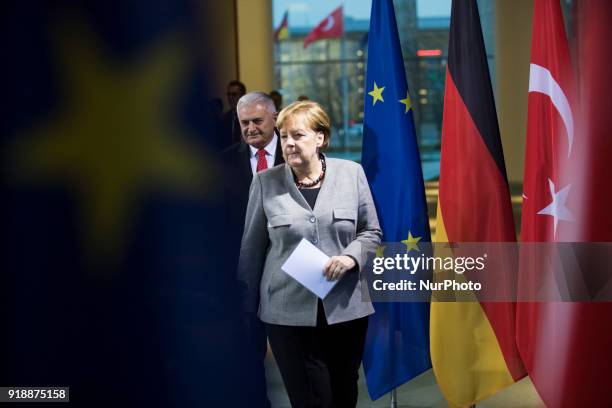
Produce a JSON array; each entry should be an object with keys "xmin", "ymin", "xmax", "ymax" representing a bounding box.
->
[{"xmin": 323, "ymin": 255, "xmax": 356, "ymax": 281}]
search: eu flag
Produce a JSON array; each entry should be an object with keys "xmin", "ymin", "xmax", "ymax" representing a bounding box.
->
[
  {"xmin": 361, "ymin": 0, "xmax": 432, "ymax": 400},
  {"xmin": 2, "ymin": 1, "xmax": 255, "ymax": 405}
]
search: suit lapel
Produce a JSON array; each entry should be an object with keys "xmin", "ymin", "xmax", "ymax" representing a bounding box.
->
[
  {"xmin": 312, "ymin": 156, "xmax": 335, "ymax": 214},
  {"xmin": 284, "ymin": 164, "xmax": 309, "ymax": 211},
  {"xmin": 273, "ymin": 135, "xmax": 284, "ymax": 166},
  {"xmin": 241, "ymin": 131, "xmax": 284, "ymax": 187},
  {"xmin": 238, "ymin": 142, "xmax": 253, "ymax": 184}
]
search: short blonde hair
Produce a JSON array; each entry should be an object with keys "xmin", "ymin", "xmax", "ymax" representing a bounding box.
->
[{"xmin": 276, "ymin": 101, "xmax": 331, "ymax": 149}]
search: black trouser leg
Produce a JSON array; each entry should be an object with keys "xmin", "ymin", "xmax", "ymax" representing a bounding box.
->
[
  {"xmin": 266, "ymin": 304, "xmax": 368, "ymax": 408},
  {"xmin": 324, "ymin": 316, "xmax": 368, "ymax": 408},
  {"xmin": 266, "ymin": 322, "xmax": 332, "ymax": 408}
]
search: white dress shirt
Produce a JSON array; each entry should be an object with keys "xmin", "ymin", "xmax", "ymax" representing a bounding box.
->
[{"xmin": 249, "ymin": 134, "xmax": 278, "ymax": 175}]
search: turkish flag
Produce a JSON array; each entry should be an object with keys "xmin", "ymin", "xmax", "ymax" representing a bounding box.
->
[
  {"xmin": 303, "ymin": 6, "xmax": 343, "ymax": 49},
  {"xmin": 520, "ymin": 0, "xmax": 576, "ymax": 243},
  {"xmin": 518, "ymin": 0, "xmax": 612, "ymax": 406}
]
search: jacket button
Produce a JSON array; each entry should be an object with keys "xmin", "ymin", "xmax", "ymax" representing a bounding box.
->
[
  {"xmin": 309, "ymin": 216, "xmax": 316, "ymax": 223},
  {"xmin": 312, "ymin": 238, "xmax": 318, "ymax": 244}
]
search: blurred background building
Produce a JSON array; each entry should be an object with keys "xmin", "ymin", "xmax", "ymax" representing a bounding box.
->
[{"xmin": 270, "ymin": 0, "xmax": 497, "ymax": 180}]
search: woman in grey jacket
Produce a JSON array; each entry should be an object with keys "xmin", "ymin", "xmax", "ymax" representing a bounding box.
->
[{"xmin": 238, "ymin": 100, "xmax": 381, "ymax": 408}]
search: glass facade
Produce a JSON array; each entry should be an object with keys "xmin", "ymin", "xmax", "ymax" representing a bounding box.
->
[
  {"xmin": 272, "ymin": 0, "xmax": 496, "ymax": 180},
  {"xmin": 273, "ymin": 18, "xmax": 369, "ymax": 160}
]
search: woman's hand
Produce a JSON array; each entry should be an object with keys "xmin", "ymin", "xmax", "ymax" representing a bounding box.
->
[{"xmin": 323, "ymin": 255, "xmax": 356, "ymax": 281}]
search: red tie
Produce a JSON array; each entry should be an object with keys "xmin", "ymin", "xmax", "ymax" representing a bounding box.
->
[{"xmin": 256, "ymin": 148, "xmax": 268, "ymax": 172}]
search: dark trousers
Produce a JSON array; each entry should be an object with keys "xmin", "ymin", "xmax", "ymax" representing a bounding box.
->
[{"xmin": 265, "ymin": 302, "xmax": 368, "ymax": 408}]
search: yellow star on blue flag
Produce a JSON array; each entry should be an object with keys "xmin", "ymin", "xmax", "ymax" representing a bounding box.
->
[
  {"xmin": 368, "ymin": 82, "xmax": 385, "ymax": 105},
  {"xmin": 401, "ymin": 231, "xmax": 422, "ymax": 252},
  {"xmin": 399, "ymin": 91, "xmax": 412, "ymax": 113},
  {"xmin": 8, "ymin": 23, "xmax": 211, "ymax": 264}
]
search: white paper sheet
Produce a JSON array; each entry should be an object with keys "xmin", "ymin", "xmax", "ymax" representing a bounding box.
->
[{"xmin": 281, "ymin": 238, "xmax": 337, "ymax": 299}]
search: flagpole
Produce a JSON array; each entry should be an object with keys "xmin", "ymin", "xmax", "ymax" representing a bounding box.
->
[
  {"xmin": 274, "ymin": 40, "xmax": 278, "ymax": 90},
  {"xmin": 326, "ymin": 40, "xmax": 333, "ymax": 117},
  {"xmin": 340, "ymin": 4, "xmax": 349, "ymax": 150}
]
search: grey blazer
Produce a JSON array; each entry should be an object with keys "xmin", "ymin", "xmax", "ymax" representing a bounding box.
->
[{"xmin": 238, "ymin": 157, "xmax": 382, "ymax": 326}]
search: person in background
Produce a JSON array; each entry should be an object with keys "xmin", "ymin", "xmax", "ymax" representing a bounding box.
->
[
  {"xmin": 238, "ymin": 100, "xmax": 381, "ymax": 407},
  {"xmin": 219, "ymin": 80, "xmax": 246, "ymax": 149},
  {"xmin": 269, "ymin": 90, "xmax": 283, "ymax": 112},
  {"xmin": 222, "ymin": 92, "xmax": 284, "ymax": 230},
  {"xmin": 207, "ymin": 97, "xmax": 225, "ymax": 150}
]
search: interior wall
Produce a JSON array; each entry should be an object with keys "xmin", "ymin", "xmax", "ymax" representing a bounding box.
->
[
  {"xmin": 496, "ymin": 0, "xmax": 534, "ymax": 183},
  {"xmin": 236, "ymin": 0, "xmax": 274, "ymax": 95},
  {"xmin": 197, "ymin": 0, "xmax": 239, "ymax": 110}
]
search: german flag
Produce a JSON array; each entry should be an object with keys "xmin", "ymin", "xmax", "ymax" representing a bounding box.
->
[
  {"xmin": 430, "ymin": 0, "xmax": 526, "ymax": 406},
  {"xmin": 274, "ymin": 11, "xmax": 289, "ymax": 41}
]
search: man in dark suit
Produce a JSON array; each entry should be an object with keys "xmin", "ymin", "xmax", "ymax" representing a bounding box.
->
[
  {"xmin": 219, "ymin": 80, "xmax": 246, "ymax": 150},
  {"xmin": 223, "ymin": 92, "xmax": 284, "ymax": 224},
  {"xmin": 221, "ymin": 92, "xmax": 284, "ymax": 408}
]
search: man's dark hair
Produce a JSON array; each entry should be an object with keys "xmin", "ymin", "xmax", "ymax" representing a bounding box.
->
[{"xmin": 227, "ymin": 80, "xmax": 246, "ymax": 95}]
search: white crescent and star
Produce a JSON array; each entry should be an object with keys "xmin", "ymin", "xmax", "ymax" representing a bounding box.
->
[
  {"xmin": 528, "ymin": 63, "xmax": 576, "ymax": 235},
  {"xmin": 528, "ymin": 63, "xmax": 574, "ymax": 157},
  {"xmin": 537, "ymin": 179, "xmax": 575, "ymax": 237},
  {"xmin": 321, "ymin": 15, "xmax": 335, "ymax": 32}
]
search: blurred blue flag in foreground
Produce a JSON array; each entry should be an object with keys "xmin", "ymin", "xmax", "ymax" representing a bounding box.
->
[
  {"xmin": 2, "ymin": 2, "xmax": 259, "ymax": 405},
  {"xmin": 361, "ymin": 0, "xmax": 432, "ymax": 400}
]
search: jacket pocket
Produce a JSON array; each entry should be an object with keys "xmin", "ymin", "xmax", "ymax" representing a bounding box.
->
[
  {"xmin": 268, "ymin": 214, "xmax": 292, "ymax": 228},
  {"xmin": 333, "ymin": 208, "xmax": 357, "ymax": 242},
  {"xmin": 333, "ymin": 208, "xmax": 357, "ymax": 221}
]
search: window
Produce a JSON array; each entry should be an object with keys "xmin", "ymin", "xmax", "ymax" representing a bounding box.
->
[{"xmin": 272, "ymin": 0, "xmax": 495, "ymax": 180}]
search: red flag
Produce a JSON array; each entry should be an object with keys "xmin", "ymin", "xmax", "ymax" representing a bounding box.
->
[
  {"xmin": 303, "ymin": 6, "xmax": 343, "ymax": 49},
  {"xmin": 574, "ymin": 1, "xmax": 612, "ymax": 239},
  {"xmin": 518, "ymin": 0, "xmax": 612, "ymax": 406},
  {"xmin": 520, "ymin": 0, "xmax": 575, "ymax": 243}
]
